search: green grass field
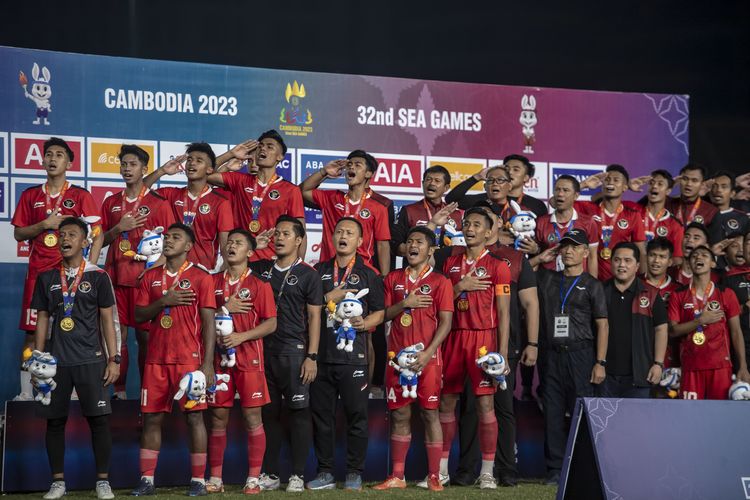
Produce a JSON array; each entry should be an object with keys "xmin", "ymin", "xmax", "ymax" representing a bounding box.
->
[{"xmin": 2, "ymin": 482, "xmax": 557, "ymax": 499}]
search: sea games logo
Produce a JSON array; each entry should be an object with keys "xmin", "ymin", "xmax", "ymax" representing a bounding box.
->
[{"xmin": 279, "ymin": 81, "xmax": 313, "ymax": 137}]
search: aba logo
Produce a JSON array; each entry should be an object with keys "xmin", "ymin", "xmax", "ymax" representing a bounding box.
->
[
  {"xmin": 138, "ymin": 206, "xmax": 151, "ymax": 216},
  {"xmin": 519, "ymin": 94, "xmax": 537, "ymax": 154},
  {"xmin": 656, "ymin": 226, "xmax": 668, "ymax": 237},
  {"xmin": 279, "ymin": 80, "xmax": 313, "ymax": 137},
  {"xmin": 269, "ymin": 189, "xmax": 280, "ymax": 200},
  {"xmin": 419, "ymin": 284, "xmax": 432, "ymax": 294},
  {"xmin": 19, "ymin": 63, "xmax": 53, "ymax": 125},
  {"xmin": 178, "ymin": 279, "xmax": 191, "ymax": 290},
  {"xmin": 199, "ymin": 203, "xmax": 211, "ymax": 215},
  {"xmin": 238, "ymin": 288, "xmax": 251, "ymax": 300}
]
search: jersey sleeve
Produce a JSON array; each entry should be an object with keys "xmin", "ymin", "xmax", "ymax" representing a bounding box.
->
[
  {"xmin": 383, "ymin": 273, "xmax": 395, "ymax": 308},
  {"xmin": 11, "ymin": 189, "xmax": 32, "ymax": 227},
  {"xmin": 651, "ymin": 293, "xmax": 668, "ymax": 326},
  {"xmin": 256, "ymin": 281, "xmax": 277, "ymax": 320},
  {"xmin": 667, "ymin": 290, "xmax": 683, "ymax": 323},
  {"xmin": 30, "ymin": 273, "xmax": 51, "ymax": 312},
  {"xmin": 366, "ymin": 271, "xmax": 385, "ymax": 313},
  {"xmin": 135, "ymin": 272, "xmax": 152, "ymax": 307},
  {"xmin": 216, "ymin": 197, "xmax": 234, "ymax": 232},
  {"xmin": 100, "ymin": 197, "xmax": 113, "ymax": 231},
  {"xmin": 631, "ymin": 212, "xmax": 647, "ymax": 242},
  {"xmin": 518, "ymin": 258, "xmax": 537, "ymax": 290},
  {"xmin": 220, "ymin": 171, "xmax": 246, "ymax": 192},
  {"xmin": 78, "ymin": 189, "xmax": 102, "ymax": 225},
  {"xmin": 723, "ymin": 288, "xmax": 741, "ymax": 319},
  {"xmin": 494, "ymin": 261, "xmax": 512, "ymax": 296},
  {"xmin": 584, "ymin": 218, "xmax": 600, "ymax": 246},
  {"xmin": 152, "ymin": 196, "xmax": 176, "ymax": 229},
  {"xmin": 392, "ymin": 205, "xmax": 410, "ymax": 248},
  {"xmin": 156, "ymin": 186, "xmax": 180, "ymax": 203},
  {"xmin": 197, "ymin": 272, "xmax": 217, "ymax": 310},
  {"xmin": 311, "ymin": 189, "xmax": 332, "ymax": 211},
  {"xmin": 590, "ymin": 279, "xmax": 608, "ymax": 319},
  {"xmin": 286, "ymin": 184, "xmax": 305, "ymax": 219},
  {"xmin": 373, "ymin": 204, "xmax": 392, "ymax": 241},
  {"xmin": 436, "ymin": 276, "xmax": 455, "ymax": 312},
  {"xmin": 670, "ymin": 222, "xmax": 685, "ymax": 258},
  {"xmin": 304, "ymin": 268, "xmax": 324, "ymax": 306},
  {"xmin": 574, "ymin": 200, "xmax": 597, "ymax": 217},
  {"xmin": 96, "ymin": 272, "xmax": 116, "ymax": 308}
]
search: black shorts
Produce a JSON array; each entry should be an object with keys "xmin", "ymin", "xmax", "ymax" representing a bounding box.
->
[
  {"xmin": 38, "ymin": 362, "xmax": 112, "ymax": 419},
  {"xmin": 265, "ymin": 354, "xmax": 310, "ymax": 409}
]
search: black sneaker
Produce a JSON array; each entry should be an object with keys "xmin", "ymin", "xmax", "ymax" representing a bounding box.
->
[
  {"xmin": 131, "ymin": 477, "xmax": 155, "ymax": 496},
  {"xmin": 451, "ymin": 471, "xmax": 475, "ymax": 486},
  {"xmin": 498, "ymin": 473, "xmax": 518, "ymax": 487},
  {"xmin": 187, "ymin": 480, "xmax": 207, "ymax": 497},
  {"xmin": 545, "ymin": 470, "xmax": 561, "ymax": 486}
]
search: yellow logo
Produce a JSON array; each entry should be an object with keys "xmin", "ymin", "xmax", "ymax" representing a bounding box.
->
[
  {"xmin": 90, "ymin": 142, "xmax": 155, "ymax": 175},
  {"xmin": 279, "ymin": 80, "xmax": 313, "ymax": 137},
  {"xmin": 428, "ymin": 158, "xmax": 487, "ymax": 194}
]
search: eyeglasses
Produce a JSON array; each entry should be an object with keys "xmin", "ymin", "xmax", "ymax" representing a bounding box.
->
[{"xmin": 485, "ymin": 177, "xmax": 510, "ymax": 185}]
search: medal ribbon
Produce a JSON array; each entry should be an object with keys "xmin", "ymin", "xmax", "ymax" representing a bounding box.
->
[
  {"xmin": 599, "ymin": 203, "xmax": 624, "ymax": 249},
  {"xmin": 59, "ymin": 259, "xmax": 86, "ymax": 319},
  {"xmin": 161, "ymin": 260, "xmax": 191, "ymax": 318},
  {"xmin": 333, "ymin": 256, "xmax": 356, "ymax": 287},
  {"xmin": 251, "ymin": 173, "xmax": 279, "ymax": 222},
  {"xmin": 559, "ymin": 275, "xmax": 582, "ymax": 314},
  {"xmin": 344, "ymin": 191, "xmax": 370, "ymax": 221},
  {"xmin": 120, "ymin": 185, "xmax": 147, "ymax": 246},
  {"xmin": 45, "ymin": 181, "xmax": 70, "ymax": 241},
  {"xmin": 690, "ymin": 281, "xmax": 714, "ymax": 334},
  {"xmin": 644, "ymin": 208, "xmax": 666, "ymax": 241},
  {"xmin": 275, "ymin": 258, "xmax": 302, "ymax": 299},
  {"xmin": 403, "ymin": 264, "xmax": 431, "ymax": 317},
  {"xmin": 459, "ymin": 249, "xmax": 489, "ymax": 299},
  {"xmin": 223, "ymin": 268, "xmax": 251, "ymax": 303},
  {"xmin": 181, "ymin": 185, "xmax": 210, "ymax": 226},
  {"xmin": 678, "ymin": 198, "xmax": 701, "ymax": 224}
]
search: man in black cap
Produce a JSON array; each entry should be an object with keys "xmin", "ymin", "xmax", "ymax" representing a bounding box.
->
[{"xmin": 534, "ymin": 228, "xmax": 608, "ymax": 486}]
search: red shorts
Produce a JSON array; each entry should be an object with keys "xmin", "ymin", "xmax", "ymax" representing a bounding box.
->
[
  {"xmin": 141, "ymin": 363, "xmax": 206, "ymax": 413},
  {"xmin": 208, "ymin": 367, "xmax": 270, "ymax": 408},
  {"xmin": 115, "ymin": 285, "xmax": 149, "ymax": 330},
  {"xmin": 442, "ymin": 329, "xmax": 497, "ymax": 396},
  {"xmin": 681, "ymin": 367, "xmax": 733, "ymax": 400},
  {"xmin": 19, "ymin": 274, "xmax": 39, "ymax": 331},
  {"xmin": 385, "ymin": 362, "xmax": 442, "ymax": 410}
]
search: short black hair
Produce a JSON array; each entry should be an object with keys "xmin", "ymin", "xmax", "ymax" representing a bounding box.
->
[
  {"xmin": 406, "ymin": 226, "xmax": 438, "ymax": 246},
  {"xmin": 555, "ymin": 174, "xmax": 581, "ymax": 193},
  {"xmin": 606, "ymin": 164, "xmax": 630, "ymax": 184},
  {"xmin": 646, "ymin": 236, "xmax": 674, "ymax": 256},
  {"xmin": 58, "ymin": 217, "xmax": 88, "ymax": 235},
  {"xmin": 711, "ymin": 170, "xmax": 736, "ymax": 189},
  {"xmin": 347, "ymin": 150, "xmax": 378, "ymax": 173},
  {"xmin": 335, "ymin": 216, "xmax": 363, "ymax": 237},
  {"xmin": 690, "ymin": 244, "xmax": 715, "ymax": 260},
  {"xmin": 679, "ymin": 162, "xmax": 708, "ymax": 180},
  {"xmin": 257, "ymin": 129, "xmax": 287, "ymax": 155},
  {"xmin": 472, "ymin": 199, "xmax": 503, "ymax": 220},
  {"xmin": 44, "ymin": 137, "xmax": 74, "ymax": 162},
  {"xmin": 275, "ymin": 214, "xmax": 305, "ymax": 238},
  {"xmin": 167, "ymin": 222, "xmax": 196, "ymax": 244},
  {"xmin": 118, "ymin": 144, "xmax": 149, "ymax": 166},
  {"xmin": 503, "ymin": 154, "xmax": 535, "ymax": 178},
  {"xmin": 463, "ymin": 207, "xmax": 495, "ymax": 228},
  {"xmin": 613, "ymin": 241, "xmax": 640, "ymax": 261},
  {"xmin": 650, "ymin": 169, "xmax": 674, "ymax": 188},
  {"xmin": 685, "ymin": 222, "xmax": 710, "ymax": 242},
  {"xmin": 228, "ymin": 228, "xmax": 257, "ymax": 250},
  {"xmin": 423, "ymin": 165, "xmax": 451, "ymax": 185},
  {"xmin": 186, "ymin": 142, "xmax": 216, "ymax": 169}
]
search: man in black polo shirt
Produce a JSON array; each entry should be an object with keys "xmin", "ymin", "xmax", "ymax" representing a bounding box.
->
[
  {"xmin": 601, "ymin": 242, "xmax": 668, "ymax": 398},
  {"xmin": 31, "ymin": 217, "xmax": 120, "ymax": 500},
  {"xmin": 536, "ymin": 228, "xmax": 608, "ymax": 486},
  {"xmin": 720, "ymin": 231, "xmax": 750, "ymax": 372},
  {"xmin": 307, "ymin": 217, "xmax": 385, "ymax": 491},
  {"xmin": 250, "ymin": 215, "xmax": 323, "ymax": 492}
]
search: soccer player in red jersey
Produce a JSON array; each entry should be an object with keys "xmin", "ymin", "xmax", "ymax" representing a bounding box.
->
[
  {"xmin": 374, "ymin": 226, "xmax": 453, "ymax": 491},
  {"xmin": 440, "ymin": 208, "xmax": 511, "ymax": 490},
  {"xmin": 635, "ymin": 170, "xmax": 686, "ymax": 267},
  {"xmin": 670, "ymin": 164, "xmax": 718, "ymax": 226},
  {"xmin": 672, "ymin": 222, "xmax": 711, "ymax": 286},
  {"xmin": 535, "ymin": 175, "xmax": 599, "ymax": 277},
  {"xmin": 207, "ymin": 130, "xmax": 306, "ymax": 261},
  {"xmin": 12, "ymin": 137, "xmax": 103, "ymax": 401},
  {"xmin": 101, "ymin": 145, "xmax": 175, "ymax": 398},
  {"xmin": 206, "ymin": 229, "xmax": 277, "ymax": 495},
  {"xmin": 668, "ymin": 245, "xmax": 750, "ymax": 399},
  {"xmin": 144, "ymin": 143, "xmax": 234, "ymax": 271},
  {"xmin": 132, "ymin": 223, "xmax": 217, "ymax": 497},
  {"xmin": 300, "ymin": 150, "xmax": 391, "ymax": 275}
]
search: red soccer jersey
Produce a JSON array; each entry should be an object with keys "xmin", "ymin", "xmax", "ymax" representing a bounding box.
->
[
  {"xmin": 101, "ymin": 190, "xmax": 175, "ymax": 287},
  {"xmin": 312, "ymin": 189, "xmax": 391, "ymax": 265},
  {"xmin": 402, "ymin": 198, "xmax": 463, "ymax": 235},
  {"xmin": 12, "ymin": 184, "xmax": 101, "ymax": 274},
  {"xmin": 213, "ymin": 270, "xmax": 276, "ymax": 372},
  {"xmin": 535, "ymin": 209, "xmax": 600, "ymax": 271},
  {"xmin": 220, "ymin": 172, "xmax": 305, "ymax": 261},
  {"xmin": 136, "ymin": 263, "xmax": 217, "ymax": 365},
  {"xmin": 640, "ymin": 207, "xmax": 685, "ymax": 259},
  {"xmin": 158, "ymin": 186, "xmax": 234, "ymax": 270},
  {"xmin": 644, "ymin": 275, "xmax": 686, "ymax": 367},
  {"xmin": 668, "ymin": 283, "xmax": 740, "ymax": 371},
  {"xmin": 668, "ymin": 197, "xmax": 718, "ymax": 227},
  {"xmin": 442, "ymin": 249, "xmax": 511, "ymax": 331},
  {"xmin": 384, "ymin": 267, "xmax": 454, "ymax": 367}
]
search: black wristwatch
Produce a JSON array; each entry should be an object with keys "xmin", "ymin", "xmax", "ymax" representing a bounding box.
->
[
  {"xmin": 109, "ymin": 354, "xmax": 122, "ymax": 365},
  {"xmin": 596, "ymin": 359, "xmax": 607, "ymax": 367},
  {"xmin": 654, "ymin": 361, "xmax": 664, "ymax": 368},
  {"xmin": 305, "ymin": 353, "xmax": 318, "ymax": 361},
  {"xmin": 527, "ymin": 342, "xmax": 539, "ymax": 348}
]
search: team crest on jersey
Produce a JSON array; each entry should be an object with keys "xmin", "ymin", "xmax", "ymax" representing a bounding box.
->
[
  {"xmin": 138, "ymin": 206, "xmax": 151, "ymax": 216},
  {"xmin": 727, "ymin": 219, "xmax": 739, "ymax": 230},
  {"xmin": 286, "ymin": 275, "xmax": 299, "ymax": 286},
  {"xmin": 656, "ymin": 226, "xmax": 668, "ymax": 237},
  {"xmin": 419, "ymin": 284, "xmax": 431, "ymax": 294},
  {"xmin": 62, "ymin": 199, "xmax": 75, "ymax": 209},
  {"xmin": 78, "ymin": 281, "xmax": 92, "ymax": 294},
  {"xmin": 178, "ymin": 279, "xmax": 191, "ymax": 290},
  {"xmin": 348, "ymin": 273, "xmax": 361, "ymax": 285},
  {"xmin": 199, "ymin": 203, "xmax": 211, "ymax": 214},
  {"xmin": 617, "ymin": 218, "xmax": 629, "ymax": 229},
  {"xmin": 707, "ymin": 300, "xmax": 720, "ymax": 311},
  {"xmin": 639, "ymin": 296, "xmax": 650, "ymax": 308},
  {"xmin": 694, "ymin": 215, "xmax": 704, "ymax": 224},
  {"xmin": 238, "ymin": 288, "xmax": 251, "ymax": 299},
  {"xmin": 269, "ymin": 189, "xmax": 280, "ymax": 200},
  {"xmin": 359, "ymin": 208, "xmax": 371, "ymax": 219},
  {"xmin": 475, "ymin": 267, "xmax": 487, "ymax": 278}
]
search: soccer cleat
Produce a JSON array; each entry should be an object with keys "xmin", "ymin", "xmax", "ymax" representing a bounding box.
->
[
  {"xmin": 187, "ymin": 480, "xmax": 207, "ymax": 497},
  {"xmin": 12, "ymin": 392, "xmax": 33, "ymax": 402},
  {"xmin": 131, "ymin": 478, "xmax": 155, "ymax": 496},
  {"xmin": 372, "ymin": 476, "xmax": 406, "ymax": 490},
  {"xmin": 258, "ymin": 473, "xmax": 280, "ymax": 491},
  {"xmin": 96, "ymin": 480, "xmax": 115, "ymax": 500},
  {"xmin": 427, "ymin": 473, "xmax": 445, "ymax": 492},
  {"xmin": 477, "ymin": 473, "xmax": 497, "ymax": 490},
  {"xmin": 205, "ymin": 480, "xmax": 224, "ymax": 493},
  {"xmin": 43, "ymin": 481, "xmax": 66, "ymax": 499},
  {"xmin": 417, "ymin": 473, "xmax": 449, "ymax": 489},
  {"xmin": 286, "ymin": 475, "xmax": 305, "ymax": 493},
  {"xmin": 243, "ymin": 477, "xmax": 261, "ymax": 495},
  {"xmin": 306, "ymin": 472, "xmax": 335, "ymax": 490}
]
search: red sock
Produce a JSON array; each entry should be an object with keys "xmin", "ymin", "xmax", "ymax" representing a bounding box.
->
[
  {"xmin": 479, "ymin": 411, "xmax": 498, "ymax": 461},
  {"xmin": 190, "ymin": 453, "xmax": 207, "ymax": 480},
  {"xmin": 439, "ymin": 412, "xmax": 456, "ymax": 458},
  {"xmin": 247, "ymin": 425, "xmax": 266, "ymax": 478},
  {"xmin": 425, "ymin": 441, "xmax": 442, "ymax": 476},
  {"xmin": 139, "ymin": 448, "xmax": 159, "ymax": 477},
  {"xmin": 208, "ymin": 429, "xmax": 227, "ymax": 478},
  {"xmin": 114, "ymin": 346, "xmax": 129, "ymax": 392},
  {"xmin": 390, "ymin": 434, "xmax": 411, "ymax": 479}
]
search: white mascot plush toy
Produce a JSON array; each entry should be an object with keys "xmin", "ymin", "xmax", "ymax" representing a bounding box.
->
[
  {"xmin": 174, "ymin": 370, "xmax": 207, "ymax": 410},
  {"xmin": 443, "ymin": 224, "xmax": 466, "ymax": 247},
  {"xmin": 388, "ymin": 342, "xmax": 425, "ymax": 399},
  {"xmin": 476, "ymin": 346, "xmax": 507, "ymax": 390},
  {"xmin": 208, "ymin": 373, "xmax": 231, "ymax": 394},
  {"xmin": 728, "ymin": 379, "xmax": 750, "ymax": 400},
  {"xmin": 508, "ymin": 200, "xmax": 537, "ymax": 251},
  {"xmin": 659, "ymin": 367, "xmax": 681, "ymax": 399},
  {"xmin": 27, "ymin": 350, "xmax": 58, "ymax": 405},
  {"xmin": 333, "ymin": 289, "xmax": 369, "ymax": 352},
  {"xmin": 125, "ymin": 227, "xmax": 164, "ymax": 269},
  {"xmin": 215, "ymin": 307, "xmax": 236, "ymax": 368}
]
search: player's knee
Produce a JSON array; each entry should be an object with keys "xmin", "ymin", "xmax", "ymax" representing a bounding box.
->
[
  {"xmin": 420, "ymin": 407, "xmax": 439, "ymax": 424},
  {"xmin": 391, "ymin": 406, "xmax": 411, "ymax": 427},
  {"xmin": 242, "ymin": 408, "xmax": 263, "ymax": 430},
  {"xmin": 143, "ymin": 413, "xmax": 164, "ymax": 430},
  {"xmin": 185, "ymin": 412, "xmax": 204, "ymax": 427}
]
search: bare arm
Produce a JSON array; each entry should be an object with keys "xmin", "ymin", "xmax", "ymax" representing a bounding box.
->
[
  {"xmin": 299, "ymin": 160, "xmax": 345, "ymax": 206},
  {"xmin": 590, "ymin": 317, "xmax": 608, "ymax": 384},
  {"xmin": 410, "ymin": 309, "xmax": 453, "ymax": 373},
  {"xmin": 235, "ymin": 317, "xmax": 277, "ymax": 342},
  {"xmin": 298, "ymin": 218, "xmax": 307, "ymax": 260},
  {"xmin": 495, "ymin": 293, "xmax": 511, "ymax": 361},
  {"xmin": 15, "ymin": 210, "xmax": 64, "ymax": 241},
  {"xmin": 34, "ymin": 310, "xmax": 49, "ymax": 351},
  {"xmin": 300, "ymin": 305, "xmax": 321, "ymax": 384},
  {"xmin": 588, "ymin": 245, "xmax": 599, "ymax": 279},
  {"xmin": 99, "ymin": 306, "xmax": 120, "ymax": 386},
  {"xmin": 363, "ymin": 310, "xmax": 385, "ymax": 331},
  {"xmin": 376, "ymin": 240, "xmax": 391, "ymax": 276},
  {"xmin": 519, "ymin": 287, "xmax": 539, "ymax": 366},
  {"xmin": 142, "ymin": 154, "xmax": 186, "ymax": 189},
  {"xmin": 199, "ymin": 307, "xmax": 217, "ymax": 383},
  {"xmin": 88, "ymin": 229, "xmax": 104, "ymax": 264},
  {"xmin": 636, "ymin": 241, "xmax": 647, "ymax": 275}
]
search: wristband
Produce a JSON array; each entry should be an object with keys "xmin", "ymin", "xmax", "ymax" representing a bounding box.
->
[
  {"xmin": 527, "ymin": 342, "xmax": 539, "ymax": 347},
  {"xmin": 653, "ymin": 361, "xmax": 664, "ymax": 368}
]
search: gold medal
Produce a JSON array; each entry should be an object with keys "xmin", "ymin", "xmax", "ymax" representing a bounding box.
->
[
  {"xmin": 600, "ymin": 247, "xmax": 612, "ymax": 260},
  {"xmin": 400, "ymin": 313, "xmax": 413, "ymax": 327},
  {"xmin": 249, "ymin": 220, "xmax": 261, "ymax": 233},
  {"xmin": 119, "ymin": 240, "xmax": 131, "ymax": 252},
  {"xmin": 457, "ymin": 299, "xmax": 470, "ymax": 312},
  {"xmin": 44, "ymin": 233, "xmax": 58, "ymax": 247},
  {"xmin": 160, "ymin": 315, "xmax": 173, "ymax": 329},
  {"xmin": 60, "ymin": 317, "xmax": 75, "ymax": 331},
  {"xmin": 693, "ymin": 331, "xmax": 706, "ymax": 345}
]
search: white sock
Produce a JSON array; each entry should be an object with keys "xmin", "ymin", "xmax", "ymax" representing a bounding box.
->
[
  {"xmin": 20, "ymin": 370, "xmax": 32, "ymax": 395},
  {"xmin": 480, "ymin": 459, "xmax": 494, "ymax": 477},
  {"xmin": 191, "ymin": 477, "xmax": 206, "ymax": 485},
  {"xmin": 439, "ymin": 458, "xmax": 449, "ymax": 476},
  {"xmin": 208, "ymin": 476, "xmax": 222, "ymax": 485},
  {"xmin": 142, "ymin": 475, "xmax": 154, "ymax": 483}
]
